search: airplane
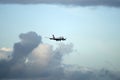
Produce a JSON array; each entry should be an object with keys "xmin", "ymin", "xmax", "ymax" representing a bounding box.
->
[{"xmin": 47, "ymin": 35, "xmax": 66, "ymax": 41}]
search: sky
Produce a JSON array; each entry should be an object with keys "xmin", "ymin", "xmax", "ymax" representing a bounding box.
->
[{"xmin": 0, "ymin": 0, "xmax": 120, "ymax": 79}]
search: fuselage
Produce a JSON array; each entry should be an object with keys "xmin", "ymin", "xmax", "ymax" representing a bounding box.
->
[{"xmin": 49, "ymin": 36, "xmax": 66, "ymax": 41}]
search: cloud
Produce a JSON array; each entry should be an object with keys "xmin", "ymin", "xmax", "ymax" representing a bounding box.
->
[
  {"xmin": 0, "ymin": 47, "xmax": 12, "ymax": 60},
  {"xmin": 0, "ymin": 31, "xmax": 73, "ymax": 79},
  {"xmin": 11, "ymin": 31, "xmax": 42, "ymax": 64},
  {"xmin": 23, "ymin": 43, "xmax": 73, "ymax": 79},
  {"xmin": 0, "ymin": 0, "xmax": 120, "ymax": 7},
  {"xmin": 28, "ymin": 44, "xmax": 53, "ymax": 67},
  {"xmin": 0, "ymin": 31, "xmax": 42, "ymax": 78},
  {"xmin": 0, "ymin": 47, "xmax": 12, "ymax": 52},
  {"xmin": 63, "ymin": 65, "xmax": 120, "ymax": 80},
  {"xmin": 67, "ymin": 70, "xmax": 120, "ymax": 80},
  {"xmin": 0, "ymin": 31, "xmax": 120, "ymax": 80}
]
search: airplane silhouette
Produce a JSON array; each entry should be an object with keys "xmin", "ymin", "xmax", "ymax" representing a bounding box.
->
[{"xmin": 48, "ymin": 35, "xmax": 66, "ymax": 41}]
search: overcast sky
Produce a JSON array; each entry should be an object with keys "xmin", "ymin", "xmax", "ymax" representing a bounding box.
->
[{"xmin": 0, "ymin": 0, "xmax": 120, "ymax": 79}]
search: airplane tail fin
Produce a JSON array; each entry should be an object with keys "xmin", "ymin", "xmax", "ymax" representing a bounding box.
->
[{"xmin": 52, "ymin": 35, "xmax": 55, "ymax": 39}]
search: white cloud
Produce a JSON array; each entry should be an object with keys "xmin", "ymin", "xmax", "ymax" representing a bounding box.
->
[
  {"xmin": 0, "ymin": 47, "xmax": 12, "ymax": 60},
  {"xmin": 28, "ymin": 44, "xmax": 53, "ymax": 67},
  {"xmin": 0, "ymin": 47, "xmax": 12, "ymax": 52}
]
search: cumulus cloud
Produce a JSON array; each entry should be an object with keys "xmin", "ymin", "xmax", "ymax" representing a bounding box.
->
[
  {"xmin": 28, "ymin": 44, "xmax": 53, "ymax": 67},
  {"xmin": 11, "ymin": 31, "xmax": 42, "ymax": 64},
  {"xmin": 0, "ymin": 31, "xmax": 120, "ymax": 80},
  {"xmin": 0, "ymin": 0, "xmax": 120, "ymax": 7},
  {"xmin": 0, "ymin": 31, "xmax": 42, "ymax": 78},
  {"xmin": 0, "ymin": 31, "xmax": 73, "ymax": 79}
]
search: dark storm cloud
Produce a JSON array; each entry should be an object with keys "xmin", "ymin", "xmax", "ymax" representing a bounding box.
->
[
  {"xmin": 0, "ymin": 31, "xmax": 120, "ymax": 80},
  {"xmin": 0, "ymin": 0, "xmax": 120, "ymax": 7}
]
